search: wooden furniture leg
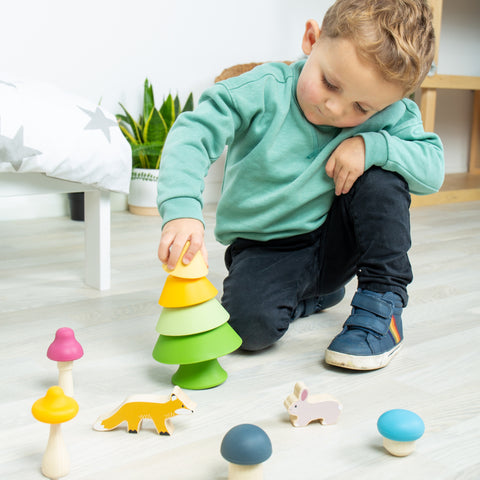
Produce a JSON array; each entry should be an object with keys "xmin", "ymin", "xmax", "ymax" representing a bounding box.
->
[
  {"xmin": 0, "ymin": 173, "xmax": 113, "ymax": 289},
  {"xmin": 84, "ymin": 190, "xmax": 111, "ymax": 290},
  {"xmin": 469, "ymin": 90, "xmax": 480, "ymax": 174},
  {"xmin": 420, "ymin": 88, "xmax": 437, "ymax": 132}
]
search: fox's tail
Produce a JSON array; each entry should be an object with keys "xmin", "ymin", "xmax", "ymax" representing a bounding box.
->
[
  {"xmin": 92, "ymin": 418, "xmax": 108, "ymax": 431},
  {"xmin": 92, "ymin": 410, "xmax": 124, "ymax": 431}
]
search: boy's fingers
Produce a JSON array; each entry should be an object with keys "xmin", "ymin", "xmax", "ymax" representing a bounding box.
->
[
  {"xmin": 181, "ymin": 244, "xmax": 196, "ymax": 265},
  {"xmin": 158, "ymin": 235, "xmax": 174, "ymax": 263},
  {"xmin": 158, "ymin": 243, "xmax": 168, "ymax": 263},
  {"xmin": 333, "ymin": 166, "xmax": 347, "ymax": 195},
  {"xmin": 167, "ymin": 239, "xmax": 188, "ymax": 270},
  {"xmin": 181, "ymin": 235, "xmax": 204, "ymax": 265},
  {"xmin": 341, "ymin": 174, "xmax": 354, "ymax": 194},
  {"xmin": 158, "ymin": 218, "xmax": 205, "ymax": 269},
  {"xmin": 325, "ymin": 157, "xmax": 335, "ymax": 178}
]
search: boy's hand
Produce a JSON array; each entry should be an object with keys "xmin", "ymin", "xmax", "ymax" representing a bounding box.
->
[
  {"xmin": 158, "ymin": 218, "xmax": 207, "ymax": 271},
  {"xmin": 325, "ymin": 136, "xmax": 366, "ymax": 195}
]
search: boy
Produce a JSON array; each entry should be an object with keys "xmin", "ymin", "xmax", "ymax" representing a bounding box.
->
[{"xmin": 157, "ymin": 0, "xmax": 444, "ymax": 370}]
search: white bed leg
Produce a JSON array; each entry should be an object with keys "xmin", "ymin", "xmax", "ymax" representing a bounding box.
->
[{"xmin": 84, "ymin": 190, "xmax": 111, "ymax": 290}]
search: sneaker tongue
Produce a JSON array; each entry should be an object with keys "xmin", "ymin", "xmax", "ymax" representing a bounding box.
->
[{"xmin": 351, "ymin": 292, "xmax": 394, "ymax": 319}]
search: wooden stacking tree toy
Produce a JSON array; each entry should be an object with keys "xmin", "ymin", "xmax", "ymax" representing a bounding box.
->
[{"xmin": 153, "ymin": 243, "xmax": 242, "ymax": 390}]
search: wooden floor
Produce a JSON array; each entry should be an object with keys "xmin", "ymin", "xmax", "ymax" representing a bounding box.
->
[{"xmin": 1, "ymin": 202, "xmax": 479, "ymax": 479}]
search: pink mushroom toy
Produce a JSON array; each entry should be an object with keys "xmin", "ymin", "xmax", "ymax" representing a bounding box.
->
[{"xmin": 47, "ymin": 328, "xmax": 84, "ymax": 397}]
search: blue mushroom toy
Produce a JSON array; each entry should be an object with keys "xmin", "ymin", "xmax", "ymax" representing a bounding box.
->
[{"xmin": 377, "ymin": 409, "xmax": 425, "ymax": 456}]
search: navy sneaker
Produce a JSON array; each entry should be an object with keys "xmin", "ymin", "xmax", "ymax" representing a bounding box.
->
[{"xmin": 325, "ymin": 289, "xmax": 403, "ymax": 370}]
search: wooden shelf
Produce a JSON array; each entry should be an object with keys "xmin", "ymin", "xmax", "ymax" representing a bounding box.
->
[
  {"xmin": 411, "ymin": 172, "xmax": 480, "ymax": 207},
  {"xmin": 422, "ymin": 74, "xmax": 480, "ymax": 90},
  {"xmin": 418, "ymin": 1, "xmax": 480, "ymax": 205}
]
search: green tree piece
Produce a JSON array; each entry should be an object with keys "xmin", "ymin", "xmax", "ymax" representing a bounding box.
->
[
  {"xmin": 172, "ymin": 359, "xmax": 228, "ymax": 390},
  {"xmin": 153, "ymin": 321, "xmax": 242, "ymax": 390},
  {"xmin": 156, "ymin": 298, "xmax": 229, "ymax": 336},
  {"xmin": 153, "ymin": 322, "xmax": 241, "ymax": 365}
]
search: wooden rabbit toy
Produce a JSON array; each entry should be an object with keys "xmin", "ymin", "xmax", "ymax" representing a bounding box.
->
[{"xmin": 284, "ymin": 381, "xmax": 342, "ymax": 427}]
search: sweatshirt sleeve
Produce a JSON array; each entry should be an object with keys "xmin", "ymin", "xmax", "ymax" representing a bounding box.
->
[
  {"xmin": 358, "ymin": 99, "xmax": 445, "ymax": 196},
  {"xmin": 157, "ymin": 83, "xmax": 241, "ymax": 226}
]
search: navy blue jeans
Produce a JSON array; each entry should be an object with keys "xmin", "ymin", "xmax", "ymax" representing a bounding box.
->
[{"xmin": 221, "ymin": 167, "xmax": 413, "ymax": 351}]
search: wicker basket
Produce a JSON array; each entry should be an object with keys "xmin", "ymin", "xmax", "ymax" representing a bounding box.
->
[{"xmin": 215, "ymin": 61, "xmax": 292, "ymax": 82}]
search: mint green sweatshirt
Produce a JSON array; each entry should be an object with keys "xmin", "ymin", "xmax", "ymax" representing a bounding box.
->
[{"xmin": 157, "ymin": 60, "xmax": 444, "ymax": 245}]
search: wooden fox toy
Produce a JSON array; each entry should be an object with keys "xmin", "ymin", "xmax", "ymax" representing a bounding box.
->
[
  {"xmin": 93, "ymin": 386, "xmax": 196, "ymax": 435},
  {"xmin": 284, "ymin": 381, "xmax": 342, "ymax": 427}
]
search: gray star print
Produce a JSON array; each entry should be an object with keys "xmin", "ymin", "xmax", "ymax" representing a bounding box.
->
[
  {"xmin": 0, "ymin": 80, "xmax": 16, "ymax": 88},
  {"xmin": 0, "ymin": 120, "xmax": 41, "ymax": 170},
  {"xmin": 78, "ymin": 106, "xmax": 117, "ymax": 142}
]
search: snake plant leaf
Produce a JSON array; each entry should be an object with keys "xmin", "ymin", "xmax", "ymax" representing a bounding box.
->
[
  {"xmin": 116, "ymin": 113, "xmax": 129, "ymax": 124},
  {"xmin": 144, "ymin": 108, "xmax": 167, "ymax": 169},
  {"xmin": 144, "ymin": 108, "xmax": 167, "ymax": 144},
  {"xmin": 118, "ymin": 124, "xmax": 138, "ymax": 146},
  {"xmin": 119, "ymin": 123, "xmax": 149, "ymax": 169},
  {"xmin": 173, "ymin": 95, "xmax": 181, "ymax": 118},
  {"xmin": 143, "ymin": 79, "xmax": 155, "ymax": 123},
  {"xmin": 118, "ymin": 104, "xmax": 143, "ymax": 143},
  {"xmin": 131, "ymin": 148, "xmax": 149, "ymax": 169},
  {"xmin": 132, "ymin": 143, "xmax": 164, "ymax": 158},
  {"xmin": 117, "ymin": 79, "xmax": 194, "ymax": 170},
  {"xmin": 131, "ymin": 143, "xmax": 163, "ymax": 169},
  {"xmin": 132, "ymin": 155, "xmax": 148, "ymax": 170},
  {"xmin": 182, "ymin": 92, "xmax": 194, "ymax": 113},
  {"xmin": 160, "ymin": 94, "xmax": 176, "ymax": 130}
]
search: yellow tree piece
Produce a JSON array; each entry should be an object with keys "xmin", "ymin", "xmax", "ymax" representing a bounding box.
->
[{"xmin": 162, "ymin": 242, "xmax": 208, "ymax": 279}]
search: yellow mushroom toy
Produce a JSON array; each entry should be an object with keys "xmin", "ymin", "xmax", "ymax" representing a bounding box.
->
[{"xmin": 32, "ymin": 386, "xmax": 79, "ymax": 480}]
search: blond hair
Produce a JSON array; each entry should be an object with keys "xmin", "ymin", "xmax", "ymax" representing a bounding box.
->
[{"xmin": 321, "ymin": 0, "xmax": 435, "ymax": 95}]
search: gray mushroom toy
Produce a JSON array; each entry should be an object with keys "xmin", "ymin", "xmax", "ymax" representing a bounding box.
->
[{"xmin": 221, "ymin": 424, "xmax": 272, "ymax": 479}]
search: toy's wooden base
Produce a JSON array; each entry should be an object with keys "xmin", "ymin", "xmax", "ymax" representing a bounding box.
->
[
  {"xmin": 228, "ymin": 463, "xmax": 263, "ymax": 479},
  {"xmin": 41, "ymin": 424, "xmax": 70, "ymax": 480},
  {"xmin": 172, "ymin": 359, "xmax": 228, "ymax": 390},
  {"xmin": 128, "ymin": 204, "xmax": 159, "ymax": 216},
  {"xmin": 383, "ymin": 438, "xmax": 416, "ymax": 457}
]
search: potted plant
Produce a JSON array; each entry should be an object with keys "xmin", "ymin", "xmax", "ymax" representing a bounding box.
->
[{"xmin": 117, "ymin": 79, "xmax": 194, "ymax": 215}]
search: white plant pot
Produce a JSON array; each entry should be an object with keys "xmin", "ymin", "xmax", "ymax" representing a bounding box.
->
[{"xmin": 128, "ymin": 168, "xmax": 160, "ymax": 216}]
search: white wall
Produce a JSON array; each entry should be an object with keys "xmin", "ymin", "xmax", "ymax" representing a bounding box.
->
[{"xmin": 1, "ymin": 0, "xmax": 479, "ymax": 219}]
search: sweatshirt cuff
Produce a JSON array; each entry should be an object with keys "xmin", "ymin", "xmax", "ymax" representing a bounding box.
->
[
  {"xmin": 158, "ymin": 197, "xmax": 205, "ymax": 228},
  {"xmin": 358, "ymin": 132, "xmax": 389, "ymax": 170}
]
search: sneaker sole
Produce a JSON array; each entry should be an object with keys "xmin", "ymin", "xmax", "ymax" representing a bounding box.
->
[{"xmin": 325, "ymin": 343, "xmax": 403, "ymax": 371}]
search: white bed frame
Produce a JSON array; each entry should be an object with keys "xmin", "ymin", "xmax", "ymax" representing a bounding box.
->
[{"xmin": 1, "ymin": 172, "xmax": 111, "ymax": 290}]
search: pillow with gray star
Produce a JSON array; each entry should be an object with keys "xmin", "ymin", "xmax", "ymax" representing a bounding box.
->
[{"xmin": 0, "ymin": 75, "xmax": 131, "ymax": 193}]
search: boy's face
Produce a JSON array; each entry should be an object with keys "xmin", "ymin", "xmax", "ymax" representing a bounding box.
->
[{"xmin": 297, "ymin": 31, "xmax": 403, "ymax": 128}]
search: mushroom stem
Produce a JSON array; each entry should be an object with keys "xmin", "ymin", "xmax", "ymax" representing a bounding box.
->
[
  {"xmin": 57, "ymin": 361, "xmax": 74, "ymax": 397},
  {"xmin": 42, "ymin": 423, "xmax": 70, "ymax": 480},
  {"xmin": 228, "ymin": 463, "xmax": 263, "ymax": 480},
  {"xmin": 383, "ymin": 437, "xmax": 416, "ymax": 457}
]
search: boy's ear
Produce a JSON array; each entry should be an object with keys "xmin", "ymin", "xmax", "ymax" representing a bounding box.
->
[{"xmin": 302, "ymin": 19, "xmax": 321, "ymax": 55}]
